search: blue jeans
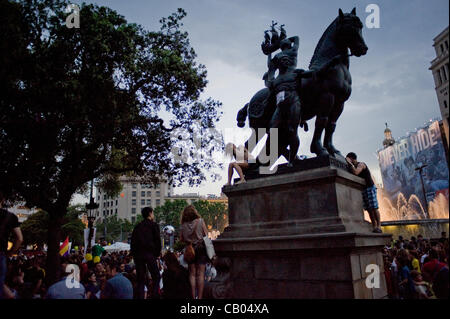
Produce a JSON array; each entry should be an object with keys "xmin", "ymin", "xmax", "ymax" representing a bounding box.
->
[{"xmin": 0, "ymin": 253, "xmax": 6, "ymax": 299}]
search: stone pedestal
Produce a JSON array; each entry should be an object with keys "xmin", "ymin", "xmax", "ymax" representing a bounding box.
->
[{"xmin": 212, "ymin": 158, "xmax": 391, "ymax": 299}]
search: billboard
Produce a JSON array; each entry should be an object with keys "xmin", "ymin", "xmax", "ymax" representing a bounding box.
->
[{"xmin": 377, "ymin": 120, "xmax": 449, "ymax": 204}]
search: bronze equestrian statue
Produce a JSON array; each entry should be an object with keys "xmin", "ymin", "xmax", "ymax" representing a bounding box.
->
[{"xmin": 237, "ymin": 8, "xmax": 368, "ymax": 168}]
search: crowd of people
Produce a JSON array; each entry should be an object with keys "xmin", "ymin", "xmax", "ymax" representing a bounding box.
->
[
  {"xmin": 2, "ymin": 249, "xmax": 217, "ymax": 299},
  {"xmin": 1, "ymin": 201, "xmax": 449, "ymax": 299},
  {"xmin": 383, "ymin": 232, "xmax": 449, "ymax": 299},
  {"xmin": 1, "ymin": 205, "xmax": 217, "ymax": 299}
]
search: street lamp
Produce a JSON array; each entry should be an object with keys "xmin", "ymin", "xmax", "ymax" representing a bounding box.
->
[
  {"xmin": 415, "ymin": 164, "xmax": 430, "ymax": 219},
  {"xmin": 85, "ymin": 180, "xmax": 99, "ymax": 250}
]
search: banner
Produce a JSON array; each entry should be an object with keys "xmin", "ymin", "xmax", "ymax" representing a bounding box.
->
[
  {"xmin": 377, "ymin": 120, "xmax": 449, "ymax": 203},
  {"xmin": 83, "ymin": 227, "xmax": 96, "ymax": 254}
]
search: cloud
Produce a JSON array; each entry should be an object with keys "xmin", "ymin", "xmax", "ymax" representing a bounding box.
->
[{"xmin": 73, "ymin": 0, "xmax": 448, "ymax": 197}]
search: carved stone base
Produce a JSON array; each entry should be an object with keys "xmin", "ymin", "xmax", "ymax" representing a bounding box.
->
[
  {"xmin": 213, "ymin": 232, "xmax": 389, "ymax": 299},
  {"xmin": 214, "ymin": 159, "xmax": 391, "ymax": 299}
]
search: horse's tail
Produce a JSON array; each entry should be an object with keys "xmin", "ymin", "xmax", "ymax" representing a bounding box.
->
[{"xmin": 236, "ymin": 103, "xmax": 249, "ymax": 128}]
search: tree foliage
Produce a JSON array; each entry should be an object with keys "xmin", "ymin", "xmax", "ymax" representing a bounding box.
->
[
  {"xmin": 154, "ymin": 199, "xmax": 188, "ymax": 229},
  {"xmin": 154, "ymin": 199, "xmax": 228, "ymax": 232},
  {"xmin": 193, "ymin": 200, "xmax": 228, "ymax": 233},
  {"xmin": 0, "ymin": 0, "xmax": 222, "ymax": 283},
  {"xmin": 0, "ymin": 0, "xmax": 222, "ymax": 212},
  {"xmin": 20, "ymin": 205, "xmax": 86, "ymax": 247},
  {"xmin": 94, "ymin": 215, "xmax": 134, "ymax": 243}
]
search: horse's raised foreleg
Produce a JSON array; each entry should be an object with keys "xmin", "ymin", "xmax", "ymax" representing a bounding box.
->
[{"xmin": 324, "ymin": 102, "xmax": 344, "ymax": 156}]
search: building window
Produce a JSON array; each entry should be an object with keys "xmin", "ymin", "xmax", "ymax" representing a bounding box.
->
[
  {"xmin": 97, "ymin": 212, "xmax": 99, "ymax": 217},
  {"xmin": 132, "ymin": 199, "xmax": 136, "ymax": 205},
  {"xmin": 444, "ymin": 100, "xmax": 448, "ymax": 109},
  {"xmin": 156, "ymin": 199, "xmax": 160, "ymax": 206},
  {"xmin": 132, "ymin": 217, "xmax": 136, "ymax": 223},
  {"xmin": 445, "ymin": 40, "xmax": 449, "ymax": 49},
  {"xmin": 437, "ymin": 69, "xmax": 443, "ymax": 85},
  {"xmin": 147, "ymin": 199, "xmax": 151, "ymax": 205},
  {"xmin": 107, "ymin": 202, "xmax": 109, "ymax": 207},
  {"xmin": 132, "ymin": 191, "xmax": 136, "ymax": 197},
  {"xmin": 132, "ymin": 183, "xmax": 137, "ymax": 189},
  {"xmin": 141, "ymin": 191, "xmax": 145, "ymax": 197},
  {"xmin": 141, "ymin": 199, "xmax": 145, "ymax": 205},
  {"xmin": 103, "ymin": 195, "xmax": 106, "ymax": 200},
  {"xmin": 97, "ymin": 195, "xmax": 100, "ymax": 201},
  {"xmin": 115, "ymin": 200, "xmax": 118, "ymax": 205},
  {"xmin": 442, "ymin": 66, "xmax": 448, "ymax": 81},
  {"xmin": 156, "ymin": 191, "xmax": 160, "ymax": 197},
  {"xmin": 115, "ymin": 209, "xmax": 118, "ymax": 214},
  {"xmin": 132, "ymin": 208, "xmax": 136, "ymax": 214},
  {"xmin": 147, "ymin": 191, "xmax": 151, "ymax": 197},
  {"xmin": 441, "ymin": 43, "xmax": 445, "ymax": 54}
]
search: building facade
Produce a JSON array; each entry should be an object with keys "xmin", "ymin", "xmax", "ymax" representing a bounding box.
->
[
  {"xmin": 165, "ymin": 193, "xmax": 200, "ymax": 205},
  {"xmin": 95, "ymin": 176, "xmax": 173, "ymax": 224},
  {"xmin": 430, "ymin": 26, "xmax": 449, "ymax": 148}
]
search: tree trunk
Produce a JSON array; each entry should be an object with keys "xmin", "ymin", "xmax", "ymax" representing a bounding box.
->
[{"xmin": 45, "ymin": 213, "xmax": 64, "ymax": 287}]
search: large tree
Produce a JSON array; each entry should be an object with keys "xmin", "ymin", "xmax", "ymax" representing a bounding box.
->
[{"xmin": 0, "ymin": 0, "xmax": 222, "ymax": 284}]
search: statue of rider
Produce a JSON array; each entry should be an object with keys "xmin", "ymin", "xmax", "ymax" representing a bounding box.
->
[{"xmin": 262, "ymin": 23, "xmax": 342, "ymax": 166}]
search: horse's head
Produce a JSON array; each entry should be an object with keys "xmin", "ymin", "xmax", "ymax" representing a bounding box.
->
[{"xmin": 336, "ymin": 8, "xmax": 368, "ymax": 57}]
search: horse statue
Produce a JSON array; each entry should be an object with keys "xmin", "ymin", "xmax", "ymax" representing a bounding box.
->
[{"xmin": 237, "ymin": 8, "xmax": 368, "ymax": 167}]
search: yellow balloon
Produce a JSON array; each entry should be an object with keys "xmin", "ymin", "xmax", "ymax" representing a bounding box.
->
[
  {"xmin": 93, "ymin": 256, "xmax": 101, "ymax": 264},
  {"xmin": 85, "ymin": 253, "xmax": 93, "ymax": 261}
]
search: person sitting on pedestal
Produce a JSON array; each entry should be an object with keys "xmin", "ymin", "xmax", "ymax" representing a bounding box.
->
[{"xmin": 224, "ymin": 143, "xmax": 254, "ymax": 186}]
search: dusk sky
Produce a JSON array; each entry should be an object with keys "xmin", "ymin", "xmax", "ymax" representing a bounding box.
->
[{"xmin": 72, "ymin": 0, "xmax": 449, "ymax": 203}]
